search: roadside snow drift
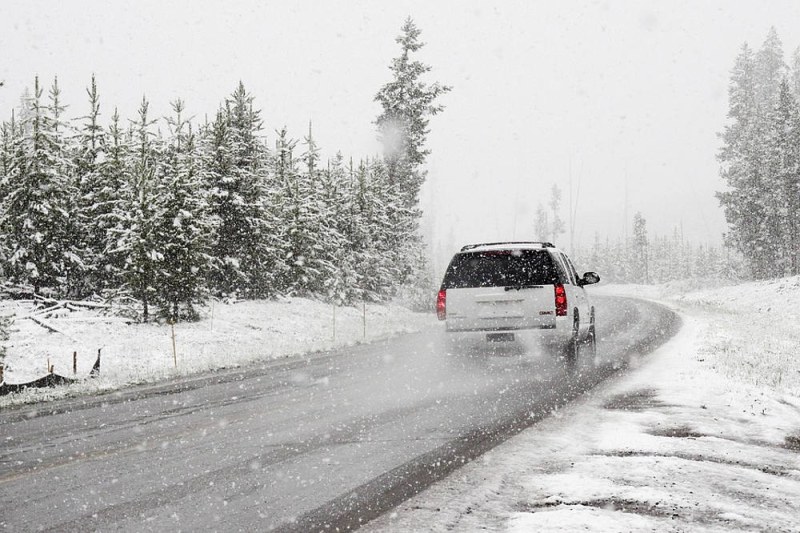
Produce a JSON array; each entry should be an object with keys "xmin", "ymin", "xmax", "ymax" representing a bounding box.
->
[{"xmin": 0, "ymin": 297, "xmax": 436, "ymax": 407}]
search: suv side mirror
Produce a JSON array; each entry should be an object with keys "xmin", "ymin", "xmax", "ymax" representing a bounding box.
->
[{"xmin": 579, "ymin": 272, "xmax": 600, "ymax": 286}]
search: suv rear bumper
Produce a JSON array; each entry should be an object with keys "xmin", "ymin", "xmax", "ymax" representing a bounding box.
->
[
  {"xmin": 443, "ymin": 318, "xmax": 573, "ymax": 349},
  {"xmin": 445, "ymin": 324, "xmax": 556, "ymax": 332}
]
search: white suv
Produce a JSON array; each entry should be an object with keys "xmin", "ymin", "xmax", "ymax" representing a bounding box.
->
[{"xmin": 436, "ymin": 242, "xmax": 599, "ymax": 358}]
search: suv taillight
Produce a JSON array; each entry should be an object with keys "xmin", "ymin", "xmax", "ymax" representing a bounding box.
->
[
  {"xmin": 554, "ymin": 284, "xmax": 567, "ymax": 316},
  {"xmin": 436, "ymin": 289, "xmax": 446, "ymax": 320}
]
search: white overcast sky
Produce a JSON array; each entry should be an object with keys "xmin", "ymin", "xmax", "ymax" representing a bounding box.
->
[{"xmin": 2, "ymin": 0, "xmax": 800, "ymax": 271}]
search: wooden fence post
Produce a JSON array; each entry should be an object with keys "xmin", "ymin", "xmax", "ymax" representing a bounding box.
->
[
  {"xmin": 170, "ymin": 321, "xmax": 177, "ymax": 368},
  {"xmin": 73, "ymin": 351, "xmax": 77, "ymax": 375}
]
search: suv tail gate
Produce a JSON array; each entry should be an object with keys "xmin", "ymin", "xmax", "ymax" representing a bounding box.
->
[{"xmin": 440, "ymin": 249, "xmax": 560, "ymax": 332}]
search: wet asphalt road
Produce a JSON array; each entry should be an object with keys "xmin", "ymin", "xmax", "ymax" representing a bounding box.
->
[{"xmin": 0, "ymin": 295, "xmax": 679, "ymax": 532}]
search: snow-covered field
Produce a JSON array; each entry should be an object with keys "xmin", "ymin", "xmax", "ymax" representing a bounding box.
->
[
  {"xmin": 0, "ymin": 297, "xmax": 436, "ymax": 407},
  {"xmin": 366, "ymin": 277, "xmax": 800, "ymax": 532}
]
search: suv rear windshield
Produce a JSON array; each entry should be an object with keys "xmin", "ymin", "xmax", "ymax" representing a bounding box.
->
[{"xmin": 441, "ymin": 250, "xmax": 560, "ymax": 289}]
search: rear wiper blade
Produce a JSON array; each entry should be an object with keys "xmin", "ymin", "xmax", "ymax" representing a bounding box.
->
[{"xmin": 504, "ymin": 285, "xmax": 542, "ymax": 291}]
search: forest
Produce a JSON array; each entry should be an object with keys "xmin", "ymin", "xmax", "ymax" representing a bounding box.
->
[
  {"xmin": 0, "ymin": 19, "xmax": 449, "ymax": 322},
  {"xmin": 717, "ymin": 27, "xmax": 800, "ymax": 279}
]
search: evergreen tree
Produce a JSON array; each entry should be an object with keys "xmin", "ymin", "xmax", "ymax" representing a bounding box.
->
[
  {"xmin": 0, "ymin": 114, "xmax": 19, "ymax": 185},
  {"xmin": 791, "ymin": 47, "xmax": 800, "ymax": 100},
  {"xmin": 533, "ymin": 204, "xmax": 549, "ymax": 241},
  {"xmin": 367, "ymin": 158, "xmax": 421, "ymax": 299},
  {"xmin": 206, "ymin": 83, "xmax": 275, "ymax": 298},
  {"xmin": 300, "ymin": 125, "xmax": 344, "ymax": 298},
  {"xmin": 764, "ymin": 79, "xmax": 800, "ymax": 275},
  {"xmin": 754, "ymin": 27, "xmax": 785, "ymax": 113},
  {"xmin": 356, "ymin": 159, "xmax": 399, "ymax": 299},
  {"xmin": 717, "ymin": 43, "xmax": 770, "ymax": 278},
  {"xmin": 155, "ymin": 100, "xmax": 215, "ymax": 320},
  {"xmin": 324, "ymin": 153, "xmax": 362, "ymax": 303},
  {"xmin": 549, "ymin": 184, "xmax": 565, "ymax": 244},
  {"xmin": 47, "ymin": 77, "xmax": 84, "ymax": 295},
  {"xmin": 375, "ymin": 17, "xmax": 451, "ymax": 209},
  {"xmin": 272, "ymin": 127, "xmax": 315, "ymax": 295},
  {"xmin": 631, "ymin": 212, "xmax": 649, "ymax": 284},
  {"xmin": 0, "ymin": 115, "xmax": 22, "ymax": 278},
  {"xmin": 110, "ymin": 97, "xmax": 163, "ymax": 320},
  {"xmin": 100, "ymin": 108, "xmax": 131, "ymax": 291},
  {"xmin": 0, "ymin": 77, "xmax": 77, "ymax": 295},
  {"xmin": 73, "ymin": 75, "xmax": 111, "ymax": 294}
]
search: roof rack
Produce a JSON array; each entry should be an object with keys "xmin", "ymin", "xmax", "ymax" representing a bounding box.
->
[{"xmin": 459, "ymin": 241, "xmax": 555, "ymax": 252}]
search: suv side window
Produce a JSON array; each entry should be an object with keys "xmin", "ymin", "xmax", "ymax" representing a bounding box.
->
[
  {"xmin": 550, "ymin": 252, "xmax": 573, "ymax": 285},
  {"xmin": 556, "ymin": 253, "xmax": 578, "ymax": 285},
  {"xmin": 563, "ymin": 254, "xmax": 580, "ymax": 285}
]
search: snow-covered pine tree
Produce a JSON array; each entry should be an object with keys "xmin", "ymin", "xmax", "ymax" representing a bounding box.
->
[
  {"xmin": 533, "ymin": 204, "xmax": 550, "ymax": 242},
  {"xmin": 754, "ymin": 27, "xmax": 786, "ymax": 114},
  {"xmin": 300, "ymin": 124, "xmax": 345, "ymax": 299},
  {"xmin": 100, "ymin": 108, "xmax": 131, "ymax": 291},
  {"xmin": 718, "ymin": 43, "xmax": 769, "ymax": 278},
  {"xmin": 352, "ymin": 159, "xmax": 397, "ymax": 300},
  {"xmin": 73, "ymin": 75, "xmax": 112, "ymax": 295},
  {"xmin": 0, "ymin": 113, "xmax": 22, "ymax": 213},
  {"xmin": 587, "ymin": 232, "xmax": 602, "ymax": 274},
  {"xmin": 374, "ymin": 15, "xmax": 449, "ymax": 306},
  {"xmin": 375, "ymin": 17, "xmax": 450, "ymax": 209},
  {"xmin": 791, "ymin": 47, "xmax": 800, "ymax": 101},
  {"xmin": 0, "ymin": 115, "xmax": 21, "ymax": 277},
  {"xmin": 367, "ymin": 157, "xmax": 423, "ymax": 301},
  {"xmin": 322, "ymin": 153, "xmax": 362, "ymax": 304},
  {"xmin": 549, "ymin": 184, "xmax": 565, "ymax": 244},
  {"xmin": 764, "ymin": 79, "xmax": 800, "ymax": 275},
  {"xmin": 0, "ymin": 77, "xmax": 77, "ymax": 295},
  {"xmin": 631, "ymin": 212, "xmax": 649, "ymax": 284},
  {"xmin": 110, "ymin": 97, "xmax": 164, "ymax": 321},
  {"xmin": 342, "ymin": 158, "xmax": 371, "ymax": 299},
  {"xmin": 47, "ymin": 77, "xmax": 85, "ymax": 296},
  {"xmin": 205, "ymin": 83, "xmax": 275, "ymax": 298},
  {"xmin": 155, "ymin": 100, "xmax": 215, "ymax": 321},
  {"xmin": 274, "ymin": 127, "xmax": 309, "ymax": 295},
  {"xmin": 0, "ymin": 114, "xmax": 18, "ymax": 186}
]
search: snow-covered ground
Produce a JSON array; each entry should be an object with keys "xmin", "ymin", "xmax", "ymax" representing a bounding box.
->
[
  {"xmin": 0, "ymin": 297, "xmax": 436, "ymax": 407},
  {"xmin": 3, "ymin": 279, "xmax": 799, "ymax": 531},
  {"xmin": 365, "ymin": 277, "xmax": 800, "ymax": 532}
]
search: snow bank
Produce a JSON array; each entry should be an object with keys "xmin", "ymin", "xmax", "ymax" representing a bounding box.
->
[
  {"xmin": 0, "ymin": 297, "xmax": 436, "ymax": 407},
  {"xmin": 594, "ymin": 276, "xmax": 800, "ymax": 396}
]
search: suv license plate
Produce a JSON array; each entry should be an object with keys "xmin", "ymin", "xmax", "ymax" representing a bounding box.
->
[{"xmin": 487, "ymin": 332, "xmax": 515, "ymax": 342}]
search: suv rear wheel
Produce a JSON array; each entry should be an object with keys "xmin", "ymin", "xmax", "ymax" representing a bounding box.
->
[
  {"xmin": 585, "ymin": 308, "xmax": 597, "ymax": 359},
  {"xmin": 562, "ymin": 311, "xmax": 580, "ymax": 361}
]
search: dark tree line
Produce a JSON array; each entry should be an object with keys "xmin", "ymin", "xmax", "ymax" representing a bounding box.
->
[
  {"xmin": 0, "ymin": 19, "xmax": 449, "ymax": 321},
  {"xmin": 718, "ymin": 27, "xmax": 800, "ymax": 279},
  {"xmin": 573, "ymin": 219, "xmax": 743, "ymax": 285}
]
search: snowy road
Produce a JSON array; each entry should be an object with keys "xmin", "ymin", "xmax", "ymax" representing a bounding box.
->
[{"xmin": 0, "ymin": 296, "xmax": 678, "ymax": 532}]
